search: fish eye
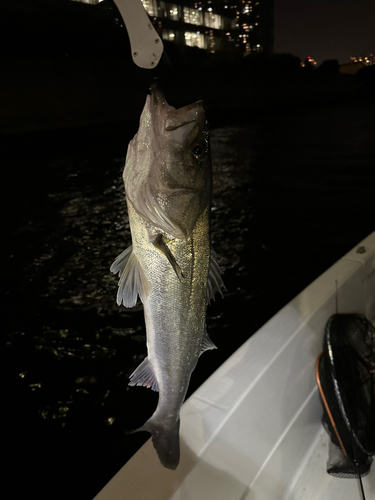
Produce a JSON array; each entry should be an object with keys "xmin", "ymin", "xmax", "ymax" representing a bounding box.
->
[{"xmin": 191, "ymin": 143, "xmax": 205, "ymax": 158}]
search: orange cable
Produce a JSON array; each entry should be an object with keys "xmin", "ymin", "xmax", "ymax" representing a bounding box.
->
[{"xmin": 315, "ymin": 352, "xmax": 348, "ymax": 458}]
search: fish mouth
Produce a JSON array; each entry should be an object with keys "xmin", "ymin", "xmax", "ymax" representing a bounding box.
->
[
  {"xmin": 150, "ymin": 78, "xmax": 169, "ymax": 109},
  {"xmin": 149, "ymin": 79, "xmax": 204, "ymax": 134}
]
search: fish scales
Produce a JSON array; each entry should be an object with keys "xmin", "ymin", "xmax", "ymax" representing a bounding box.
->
[
  {"xmin": 129, "ymin": 202, "xmax": 209, "ymax": 407},
  {"xmin": 111, "ymin": 81, "xmax": 224, "ymax": 469}
]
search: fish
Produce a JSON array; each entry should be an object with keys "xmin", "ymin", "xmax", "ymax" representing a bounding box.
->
[{"xmin": 110, "ymin": 80, "xmax": 224, "ymax": 470}]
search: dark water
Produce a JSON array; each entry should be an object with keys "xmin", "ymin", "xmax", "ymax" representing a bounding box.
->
[{"xmin": 4, "ymin": 98, "xmax": 375, "ymax": 499}]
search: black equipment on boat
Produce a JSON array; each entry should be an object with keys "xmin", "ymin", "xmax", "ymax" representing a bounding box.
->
[{"xmin": 316, "ymin": 314, "xmax": 375, "ymax": 479}]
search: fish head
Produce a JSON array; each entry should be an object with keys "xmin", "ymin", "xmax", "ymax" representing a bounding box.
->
[
  {"xmin": 149, "ymin": 80, "xmax": 211, "ymax": 191},
  {"xmin": 125, "ymin": 80, "xmax": 212, "ymax": 239}
]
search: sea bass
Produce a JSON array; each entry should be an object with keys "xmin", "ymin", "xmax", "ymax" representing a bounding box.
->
[{"xmin": 111, "ymin": 81, "xmax": 224, "ymax": 469}]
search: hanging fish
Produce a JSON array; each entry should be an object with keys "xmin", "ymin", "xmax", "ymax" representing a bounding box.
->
[{"xmin": 111, "ymin": 80, "xmax": 224, "ymax": 469}]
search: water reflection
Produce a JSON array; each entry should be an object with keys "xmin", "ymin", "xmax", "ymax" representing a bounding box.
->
[{"xmin": 4, "ymin": 98, "xmax": 375, "ymax": 498}]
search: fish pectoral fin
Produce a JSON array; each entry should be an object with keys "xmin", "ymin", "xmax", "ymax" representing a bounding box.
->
[
  {"xmin": 201, "ymin": 332, "xmax": 217, "ymax": 354},
  {"xmin": 111, "ymin": 247, "xmax": 151, "ymax": 307},
  {"xmin": 152, "ymin": 234, "xmax": 184, "ymax": 282},
  {"xmin": 206, "ymin": 249, "xmax": 226, "ymax": 305},
  {"xmin": 110, "ymin": 245, "xmax": 132, "ymax": 276},
  {"xmin": 128, "ymin": 356, "xmax": 159, "ymax": 392}
]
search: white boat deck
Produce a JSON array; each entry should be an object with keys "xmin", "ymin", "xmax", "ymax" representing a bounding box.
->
[
  {"xmin": 284, "ymin": 428, "xmax": 375, "ymax": 500},
  {"xmin": 94, "ymin": 232, "xmax": 375, "ymax": 500}
]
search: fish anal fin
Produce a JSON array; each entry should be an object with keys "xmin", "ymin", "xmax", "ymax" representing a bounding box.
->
[
  {"xmin": 152, "ymin": 234, "xmax": 184, "ymax": 281},
  {"xmin": 128, "ymin": 356, "xmax": 159, "ymax": 392},
  {"xmin": 206, "ymin": 249, "xmax": 226, "ymax": 305},
  {"xmin": 111, "ymin": 247, "xmax": 151, "ymax": 308}
]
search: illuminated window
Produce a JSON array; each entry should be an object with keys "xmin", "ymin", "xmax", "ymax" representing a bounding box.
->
[
  {"xmin": 162, "ymin": 30, "xmax": 176, "ymax": 41},
  {"xmin": 242, "ymin": 23, "xmax": 253, "ymax": 32},
  {"xmin": 243, "ymin": 3, "xmax": 252, "ymax": 14},
  {"xmin": 168, "ymin": 5, "xmax": 179, "ymax": 21},
  {"xmin": 183, "ymin": 7, "xmax": 203, "ymax": 25},
  {"xmin": 204, "ymin": 12, "xmax": 222, "ymax": 29},
  {"xmin": 71, "ymin": 0, "xmax": 103, "ymax": 4},
  {"xmin": 156, "ymin": 2, "xmax": 182, "ymax": 20},
  {"xmin": 141, "ymin": 0, "xmax": 158, "ymax": 16},
  {"xmin": 184, "ymin": 31, "xmax": 206, "ymax": 49}
]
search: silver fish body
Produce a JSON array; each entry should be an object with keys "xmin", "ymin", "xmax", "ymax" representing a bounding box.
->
[{"xmin": 111, "ymin": 81, "xmax": 224, "ymax": 469}]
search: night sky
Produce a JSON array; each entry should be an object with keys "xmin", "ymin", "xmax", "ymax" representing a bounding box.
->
[{"xmin": 274, "ymin": 0, "xmax": 374, "ymax": 64}]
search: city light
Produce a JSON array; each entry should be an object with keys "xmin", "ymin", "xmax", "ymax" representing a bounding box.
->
[{"xmin": 127, "ymin": 0, "xmax": 270, "ymax": 56}]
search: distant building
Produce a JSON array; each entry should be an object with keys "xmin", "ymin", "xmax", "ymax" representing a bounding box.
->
[
  {"xmin": 143, "ymin": 0, "xmax": 274, "ymax": 55},
  {"xmin": 340, "ymin": 55, "xmax": 374, "ymax": 75},
  {"xmin": 301, "ymin": 57, "xmax": 318, "ymax": 68},
  {"xmin": 350, "ymin": 54, "xmax": 374, "ymax": 65},
  {"xmin": 74, "ymin": 0, "xmax": 274, "ymax": 55}
]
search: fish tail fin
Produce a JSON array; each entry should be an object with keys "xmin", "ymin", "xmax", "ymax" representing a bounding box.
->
[{"xmin": 136, "ymin": 415, "xmax": 180, "ymax": 470}]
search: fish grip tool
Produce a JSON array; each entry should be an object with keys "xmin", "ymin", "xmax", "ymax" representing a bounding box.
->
[
  {"xmin": 93, "ymin": 0, "xmax": 174, "ymax": 92},
  {"xmin": 112, "ymin": 0, "xmax": 164, "ymax": 69},
  {"xmin": 315, "ymin": 314, "xmax": 375, "ymax": 484}
]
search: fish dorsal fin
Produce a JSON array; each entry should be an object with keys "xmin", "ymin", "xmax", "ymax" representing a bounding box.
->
[
  {"xmin": 110, "ymin": 245, "xmax": 152, "ymax": 307},
  {"xmin": 128, "ymin": 356, "xmax": 159, "ymax": 392},
  {"xmin": 201, "ymin": 332, "xmax": 217, "ymax": 355},
  {"xmin": 206, "ymin": 249, "xmax": 226, "ymax": 305}
]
